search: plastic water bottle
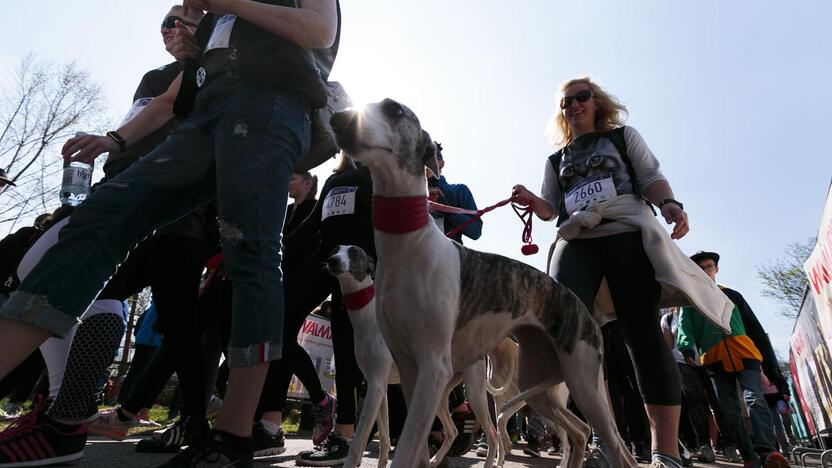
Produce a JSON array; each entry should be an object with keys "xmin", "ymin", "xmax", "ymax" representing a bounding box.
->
[
  {"xmin": 59, "ymin": 132, "xmax": 94, "ymax": 206},
  {"xmin": 59, "ymin": 161, "xmax": 93, "ymax": 206}
]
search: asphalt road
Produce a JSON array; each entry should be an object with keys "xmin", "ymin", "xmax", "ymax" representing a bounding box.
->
[{"xmin": 73, "ymin": 435, "xmax": 743, "ymax": 468}]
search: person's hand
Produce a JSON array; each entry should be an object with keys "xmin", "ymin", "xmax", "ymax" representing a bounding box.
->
[
  {"xmin": 61, "ymin": 134, "xmax": 119, "ymax": 164},
  {"xmin": 661, "ymin": 202, "xmax": 689, "ymax": 240},
  {"xmin": 428, "ymin": 187, "xmax": 444, "ymax": 202},
  {"xmin": 512, "ymin": 184, "xmax": 535, "ymax": 207},
  {"xmin": 169, "ymin": 22, "xmax": 202, "ymax": 63}
]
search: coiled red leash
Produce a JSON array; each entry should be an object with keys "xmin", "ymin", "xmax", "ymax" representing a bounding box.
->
[{"xmin": 429, "ymin": 195, "xmax": 538, "ymax": 255}]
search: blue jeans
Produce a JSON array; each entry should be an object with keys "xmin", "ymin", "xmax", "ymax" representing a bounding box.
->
[
  {"xmin": 710, "ymin": 365, "xmax": 777, "ymax": 461},
  {"xmin": 1, "ymin": 75, "xmax": 310, "ymax": 367}
]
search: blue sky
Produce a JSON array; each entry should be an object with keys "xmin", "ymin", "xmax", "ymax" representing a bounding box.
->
[{"xmin": 3, "ymin": 1, "xmax": 831, "ymax": 357}]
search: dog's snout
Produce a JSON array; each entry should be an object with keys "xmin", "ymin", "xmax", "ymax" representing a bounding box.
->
[{"xmin": 330, "ymin": 110, "xmax": 357, "ymax": 136}]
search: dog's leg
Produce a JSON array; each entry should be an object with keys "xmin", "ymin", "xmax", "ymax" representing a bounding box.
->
[
  {"xmin": 495, "ymin": 399, "xmax": 525, "ymax": 467},
  {"xmin": 377, "ymin": 392, "xmax": 391, "ymax": 467},
  {"xmin": 560, "ymin": 343, "xmax": 637, "ymax": 468},
  {"xmin": 464, "ymin": 360, "xmax": 498, "ymax": 468},
  {"xmin": 390, "ymin": 358, "xmax": 452, "ymax": 468},
  {"xmin": 430, "ymin": 380, "xmax": 458, "ymax": 468},
  {"xmin": 344, "ymin": 365, "xmax": 390, "ymax": 468},
  {"xmin": 532, "ymin": 399, "xmax": 588, "ymax": 468}
]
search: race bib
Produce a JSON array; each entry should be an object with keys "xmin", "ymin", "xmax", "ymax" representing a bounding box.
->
[
  {"xmin": 322, "ymin": 187, "xmax": 357, "ymax": 220},
  {"xmin": 564, "ymin": 174, "xmax": 617, "ymax": 214},
  {"xmin": 120, "ymin": 98, "xmax": 153, "ymax": 126},
  {"xmin": 205, "ymin": 15, "xmax": 236, "ymax": 51}
]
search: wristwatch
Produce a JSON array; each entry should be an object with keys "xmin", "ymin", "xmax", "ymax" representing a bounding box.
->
[
  {"xmin": 659, "ymin": 198, "xmax": 684, "ymax": 211},
  {"xmin": 106, "ymin": 131, "xmax": 127, "ymax": 153}
]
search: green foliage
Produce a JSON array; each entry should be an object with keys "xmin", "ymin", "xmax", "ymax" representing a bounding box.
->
[{"xmin": 757, "ymin": 238, "xmax": 815, "ymax": 319}]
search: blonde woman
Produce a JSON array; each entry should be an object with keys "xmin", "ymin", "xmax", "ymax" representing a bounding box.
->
[{"xmin": 513, "ymin": 77, "xmax": 689, "ymax": 468}]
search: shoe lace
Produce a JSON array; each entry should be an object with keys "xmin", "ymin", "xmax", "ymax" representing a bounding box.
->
[
  {"xmin": 0, "ymin": 396, "xmax": 47, "ymax": 440},
  {"xmin": 311, "ymin": 396, "xmax": 331, "ymax": 424}
]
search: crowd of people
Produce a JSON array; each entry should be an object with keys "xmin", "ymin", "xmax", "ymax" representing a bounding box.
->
[{"xmin": 0, "ymin": 1, "xmax": 799, "ymax": 468}]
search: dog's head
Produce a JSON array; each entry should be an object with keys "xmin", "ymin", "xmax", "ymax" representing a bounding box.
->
[
  {"xmin": 330, "ymin": 99, "xmax": 439, "ymax": 180},
  {"xmin": 323, "ymin": 245, "xmax": 375, "ymax": 284}
]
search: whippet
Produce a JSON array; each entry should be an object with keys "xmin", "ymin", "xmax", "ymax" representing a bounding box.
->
[
  {"xmin": 329, "ymin": 98, "xmax": 636, "ymax": 468},
  {"xmin": 485, "ymin": 338, "xmax": 587, "ymax": 467},
  {"xmin": 323, "ymin": 245, "xmax": 498, "ymax": 468}
]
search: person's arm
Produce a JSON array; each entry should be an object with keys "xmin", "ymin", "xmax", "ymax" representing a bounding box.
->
[
  {"xmin": 623, "ymin": 126, "xmax": 689, "ymax": 240},
  {"xmin": 513, "ymin": 159, "xmax": 557, "ymax": 221},
  {"xmin": 187, "ymin": 0, "xmax": 337, "ymax": 49},
  {"xmin": 61, "ymin": 72, "xmax": 183, "ymax": 164},
  {"xmin": 442, "ymin": 183, "xmax": 482, "ymax": 240},
  {"xmin": 677, "ymin": 307, "xmax": 700, "ymax": 365}
]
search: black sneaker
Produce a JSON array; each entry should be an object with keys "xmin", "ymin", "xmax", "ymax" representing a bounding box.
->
[
  {"xmin": 137, "ymin": 416, "xmax": 210, "ymax": 453},
  {"xmin": 296, "ymin": 431, "xmax": 349, "ymax": 467},
  {"xmin": 0, "ymin": 413, "xmax": 87, "ymax": 467},
  {"xmin": 252, "ymin": 423, "xmax": 286, "ymax": 458},
  {"xmin": 157, "ymin": 429, "xmax": 253, "ymax": 468},
  {"xmin": 427, "ymin": 434, "xmax": 449, "ymax": 468},
  {"xmin": 523, "ymin": 437, "xmax": 541, "ymax": 458},
  {"xmin": 447, "ymin": 409, "xmax": 477, "ymax": 457},
  {"xmin": 475, "ymin": 433, "xmax": 488, "ymax": 457}
]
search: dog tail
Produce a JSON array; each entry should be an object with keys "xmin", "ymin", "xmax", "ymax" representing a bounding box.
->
[{"xmin": 484, "ymin": 355, "xmax": 513, "ymax": 396}]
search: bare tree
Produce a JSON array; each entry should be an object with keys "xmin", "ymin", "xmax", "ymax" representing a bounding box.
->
[
  {"xmin": 0, "ymin": 53, "xmax": 106, "ymax": 234},
  {"xmin": 757, "ymin": 238, "xmax": 815, "ymax": 319}
]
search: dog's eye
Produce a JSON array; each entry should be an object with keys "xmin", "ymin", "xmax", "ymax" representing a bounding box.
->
[{"xmin": 381, "ymin": 100, "xmax": 405, "ymax": 118}]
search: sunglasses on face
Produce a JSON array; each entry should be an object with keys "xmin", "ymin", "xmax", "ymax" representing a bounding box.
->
[
  {"xmin": 161, "ymin": 16, "xmax": 197, "ymax": 30},
  {"xmin": 560, "ymin": 89, "xmax": 593, "ymax": 110}
]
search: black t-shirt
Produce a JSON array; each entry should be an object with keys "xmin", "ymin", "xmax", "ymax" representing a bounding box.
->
[
  {"xmin": 285, "ymin": 164, "xmax": 375, "ymax": 260},
  {"xmin": 104, "ymin": 62, "xmax": 182, "ymax": 172}
]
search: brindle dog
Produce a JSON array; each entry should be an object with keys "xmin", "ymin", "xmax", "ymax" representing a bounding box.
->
[{"xmin": 330, "ymin": 99, "xmax": 637, "ymax": 468}]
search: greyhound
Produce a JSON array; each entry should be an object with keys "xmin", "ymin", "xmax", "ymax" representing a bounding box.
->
[
  {"xmin": 323, "ymin": 245, "xmax": 498, "ymax": 468},
  {"xmin": 329, "ymin": 98, "xmax": 637, "ymax": 468},
  {"xmin": 485, "ymin": 338, "xmax": 587, "ymax": 467}
]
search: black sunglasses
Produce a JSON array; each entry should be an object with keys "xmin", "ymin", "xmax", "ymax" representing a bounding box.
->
[
  {"xmin": 161, "ymin": 16, "xmax": 197, "ymax": 30},
  {"xmin": 560, "ymin": 89, "xmax": 593, "ymax": 109}
]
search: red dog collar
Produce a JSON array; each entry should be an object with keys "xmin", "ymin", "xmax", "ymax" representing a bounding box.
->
[
  {"xmin": 343, "ymin": 284, "xmax": 375, "ymax": 311},
  {"xmin": 372, "ymin": 195, "xmax": 430, "ymax": 233}
]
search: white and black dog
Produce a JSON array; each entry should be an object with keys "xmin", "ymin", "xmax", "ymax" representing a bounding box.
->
[
  {"xmin": 329, "ymin": 99, "xmax": 636, "ymax": 468},
  {"xmin": 323, "ymin": 245, "xmax": 498, "ymax": 468}
]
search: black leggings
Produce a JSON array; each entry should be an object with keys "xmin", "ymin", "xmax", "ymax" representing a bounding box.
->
[
  {"xmin": 549, "ymin": 231, "xmax": 680, "ymax": 406},
  {"xmin": 104, "ymin": 234, "xmax": 211, "ymax": 419},
  {"xmin": 258, "ymin": 250, "xmax": 363, "ymax": 425}
]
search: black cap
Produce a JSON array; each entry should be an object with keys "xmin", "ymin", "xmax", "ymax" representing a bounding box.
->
[
  {"xmin": 0, "ymin": 168, "xmax": 15, "ymax": 187},
  {"xmin": 690, "ymin": 251, "xmax": 720, "ymax": 265}
]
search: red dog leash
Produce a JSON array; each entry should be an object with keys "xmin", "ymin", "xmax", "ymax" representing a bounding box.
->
[{"xmin": 429, "ymin": 196, "xmax": 538, "ymax": 255}]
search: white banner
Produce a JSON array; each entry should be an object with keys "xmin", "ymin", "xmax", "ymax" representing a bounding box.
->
[
  {"xmin": 287, "ymin": 315, "xmax": 337, "ymax": 400},
  {"xmin": 804, "ymin": 182, "xmax": 832, "ymax": 352}
]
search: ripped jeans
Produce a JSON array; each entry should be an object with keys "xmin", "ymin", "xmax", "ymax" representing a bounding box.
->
[{"xmin": 1, "ymin": 75, "xmax": 310, "ymax": 367}]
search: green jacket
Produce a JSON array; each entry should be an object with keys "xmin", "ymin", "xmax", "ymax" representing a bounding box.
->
[{"xmin": 677, "ymin": 303, "xmax": 762, "ymax": 372}]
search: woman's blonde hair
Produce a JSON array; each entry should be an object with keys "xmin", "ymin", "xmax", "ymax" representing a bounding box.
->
[{"xmin": 546, "ymin": 76, "xmax": 628, "ymax": 147}]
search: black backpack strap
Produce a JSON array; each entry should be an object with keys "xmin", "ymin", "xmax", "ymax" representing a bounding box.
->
[
  {"xmin": 547, "ymin": 150, "xmax": 569, "ymax": 226},
  {"xmin": 606, "ymin": 126, "xmax": 655, "ymax": 214},
  {"xmin": 605, "ymin": 126, "xmax": 641, "ymax": 197}
]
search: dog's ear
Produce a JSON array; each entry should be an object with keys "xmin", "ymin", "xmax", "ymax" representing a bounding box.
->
[
  {"xmin": 419, "ymin": 130, "xmax": 440, "ymax": 177},
  {"xmin": 367, "ymin": 257, "xmax": 376, "ymax": 279}
]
